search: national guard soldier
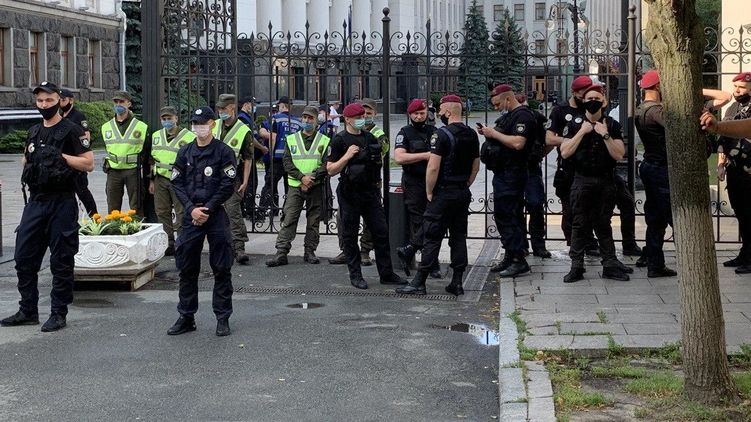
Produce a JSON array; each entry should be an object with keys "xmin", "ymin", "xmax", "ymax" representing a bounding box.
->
[
  {"xmin": 214, "ymin": 94, "xmax": 254, "ymax": 264},
  {"xmin": 60, "ymin": 88, "xmax": 98, "ymax": 217},
  {"xmin": 149, "ymin": 106, "xmax": 196, "ymax": 256},
  {"xmin": 1, "ymin": 81, "xmax": 94, "ymax": 332},
  {"xmin": 168, "ymin": 107, "xmax": 237, "ymax": 337},
  {"xmin": 394, "ymin": 98, "xmax": 441, "ymax": 278},
  {"xmin": 266, "ymin": 106, "xmax": 329, "ymax": 267},
  {"xmin": 397, "ymin": 95, "xmax": 480, "ymax": 296},
  {"xmin": 236, "ymin": 96, "xmax": 269, "ymax": 222},
  {"xmin": 633, "ymin": 70, "xmax": 678, "ymax": 278},
  {"xmin": 326, "ymin": 103, "xmax": 406, "ymax": 289},
  {"xmin": 480, "ymin": 84, "xmax": 535, "ymax": 277},
  {"xmin": 102, "ymin": 90, "xmax": 148, "ymax": 214},
  {"xmin": 559, "ymin": 85, "xmax": 630, "ymax": 283}
]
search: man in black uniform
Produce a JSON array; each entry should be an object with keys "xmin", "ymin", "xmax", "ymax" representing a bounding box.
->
[
  {"xmin": 237, "ymin": 96, "xmax": 268, "ymax": 221},
  {"xmin": 326, "ymin": 103, "xmax": 406, "ymax": 289},
  {"xmin": 397, "ymin": 95, "xmax": 480, "ymax": 295},
  {"xmin": 481, "ymin": 84, "xmax": 536, "ymax": 277},
  {"xmin": 633, "ymin": 70, "xmax": 678, "ymax": 278},
  {"xmin": 559, "ymin": 85, "xmax": 630, "ymax": 283},
  {"xmin": 168, "ymin": 106, "xmax": 237, "ymax": 337},
  {"xmin": 60, "ymin": 88, "xmax": 98, "ymax": 217},
  {"xmin": 1, "ymin": 81, "xmax": 94, "ymax": 332},
  {"xmin": 394, "ymin": 98, "xmax": 441, "ymax": 278}
]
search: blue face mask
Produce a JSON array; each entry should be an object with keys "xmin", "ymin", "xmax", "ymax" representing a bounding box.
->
[
  {"xmin": 353, "ymin": 119, "xmax": 367, "ymax": 130},
  {"xmin": 364, "ymin": 117, "xmax": 375, "ymax": 126},
  {"xmin": 219, "ymin": 112, "xmax": 231, "ymax": 121},
  {"xmin": 114, "ymin": 104, "xmax": 127, "ymax": 115},
  {"xmin": 161, "ymin": 120, "xmax": 176, "ymax": 130},
  {"xmin": 301, "ymin": 122, "xmax": 316, "ymax": 132},
  {"xmin": 252, "ymin": 106, "xmax": 257, "ymax": 113}
]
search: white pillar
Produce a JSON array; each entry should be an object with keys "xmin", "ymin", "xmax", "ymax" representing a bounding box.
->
[
  {"xmin": 283, "ymin": 0, "xmax": 307, "ymax": 41},
  {"xmin": 257, "ymin": 0, "xmax": 283, "ymax": 36},
  {"xmin": 330, "ymin": 0, "xmax": 350, "ymax": 39},
  {"xmin": 307, "ymin": 0, "xmax": 329, "ymax": 39},
  {"xmin": 371, "ymin": 0, "xmax": 388, "ymax": 36},
  {"xmin": 236, "ymin": 0, "xmax": 257, "ymax": 36}
]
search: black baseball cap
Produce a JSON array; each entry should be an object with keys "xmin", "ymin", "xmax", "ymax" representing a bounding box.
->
[
  {"xmin": 59, "ymin": 88, "xmax": 75, "ymax": 98},
  {"xmin": 277, "ymin": 96, "xmax": 290, "ymax": 105},
  {"xmin": 33, "ymin": 81, "xmax": 60, "ymax": 95},
  {"xmin": 190, "ymin": 106, "xmax": 216, "ymax": 123}
]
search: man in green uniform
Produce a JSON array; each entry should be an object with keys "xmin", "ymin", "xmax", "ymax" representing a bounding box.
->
[
  {"xmin": 102, "ymin": 91, "xmax": 148, "ymax": 214},
  {"xmin": 266, "ymin": 106, "xmax": 329, "ymax": 266},
  {"xmin": 214, "ymin": 94, "xmax": 254, "ymax": 265},
  {"xmin": 149, "ymin": 106, "xmax": 195, "ymax": 255}
]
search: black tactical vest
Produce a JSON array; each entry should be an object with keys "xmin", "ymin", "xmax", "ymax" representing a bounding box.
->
[{"xmin": 21, "ymin": 121, "xmax": 77, "ymax": 193}]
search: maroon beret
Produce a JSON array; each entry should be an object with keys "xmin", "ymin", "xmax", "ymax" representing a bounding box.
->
[
  {"xmin": 733, "ymin": 72, "xmax": 751, "ymax": 83},
  {"xmin": 571, "ymin": 75, "xmax": 593, "ymax": 92},
  {"xmin": 640, "ymin": 70, "xmax": 660, "ymax": 89},
  {"xmin": 490, "ymin": 84, "xmax": 514, "ymax": 97},
  {"xmin": 515, "ymin": 94, "xmax": 527, "ymax": 104},
  {"xmin": 440, "ymin": 94, "xmax": 462, "ymax": 104},
  {"xmin": 407, "ymin": 99, "xmax": 427, "ymax": 114},
  {"xmin": 583, "ymin": 84, "xmax": 604, "ymax": 95},
  {"xmin": 342, "ymin": 103, "xmax": 365, "ymax": 118}
]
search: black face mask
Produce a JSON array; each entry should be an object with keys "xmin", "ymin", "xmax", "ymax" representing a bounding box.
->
[
  {"xmin": 574, "ymin": 96, "xmax": 585, "ymax": 109},
  {"xmin": 584, "ymin": 100, "xmax": 604, "ymax": 114},
  {"xmin": 60, "ymin": 102, "xmax": 73, "ymax": 113},
  {"xmin": 439, "ymin": 114, "xmax": 449, "ymax": 126},
  {"xmin": 37, "ymin": 102, "xmax": 60, "ymax": 120},
  {"xmin": 735, "ymin": 93, "xmax": 751, "ymax": 104}
]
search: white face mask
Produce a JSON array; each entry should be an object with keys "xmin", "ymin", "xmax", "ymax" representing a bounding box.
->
[{"xmin": 192, "ymin": 125, "xmax": 211, "ymax": 138}]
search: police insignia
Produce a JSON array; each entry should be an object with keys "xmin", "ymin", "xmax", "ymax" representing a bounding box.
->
[
  {"xmin": 317, "ymin": 145, "xmax": 324, "ymax": 153},
  {"xmin": 171, "ymin": 168, "xmax": 180, "ymax": 180},
  {"xmin": 105, "ymin": 131, "xmax": 112, "ymax": 138},
  {"xmin": 178, "ymin": 141, "xmax": 186, "ymax": 147},
  {"xmin": 134, "ymin": 131, "xmax": 142, "ymax": 138},
  {"xmin": 290, "ymin": 146, "xmax": 297, "ymax": 154},
  {"xmin": 544, "ymin": 120, "xmax": 552, "ymax": 130},
  {"xmin": 28, "ymin": 144, "xmax": 35, "ymax": 153},
  {"xmin": 224, "ymin": 165, "xmax": 236, "ymax": 178},
  {"xmin": 81, "ymin": 136, "xmax": 90, "ymax": 148},
  {"xmin": 395, "ymin": 134, "xmax": 404, "ymax": 147},
  {"xmin": 231, "ymin": 139, "xmax": 238, "ymax": 147},
  {"xmin": 81, "ymin": 120, "xmax": 89, "ymax": 129},
  {"xmin": 204, "ymin": 166, "xmax": 213, "ymax": 176},
  {"xmin": 565, "ymin": 114, "xmax": 573, "ymax": 122},
  {"xmin": 574, "ymin": 117, "xmax": 583, "ymax": 124},
  {"xmin": 516, "ymin": 124, "xmax": 525, "ymax": 133},
  {"xmin": 430, "ymin": 134, "xmax": 438, "ymax": 146},
  {"xmin": 563, "ymin": 127, "xmax": 570, "ymax": 136}
]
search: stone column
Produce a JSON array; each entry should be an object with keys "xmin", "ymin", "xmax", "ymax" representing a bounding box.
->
[{"xmin": 256, "ymin": 0, "xmax": 283, "ymax": 36}]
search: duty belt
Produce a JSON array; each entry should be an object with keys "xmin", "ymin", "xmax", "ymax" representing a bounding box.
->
[{"xmin": 107, "ymin": 153, "xmax": 140, "ymax": 164}]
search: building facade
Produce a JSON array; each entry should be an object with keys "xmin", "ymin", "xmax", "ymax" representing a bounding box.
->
[{"xmin": 0, "ymin": 0, "xmax": 123, "ymax": 121}]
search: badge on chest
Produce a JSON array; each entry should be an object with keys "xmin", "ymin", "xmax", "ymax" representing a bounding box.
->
[{"xmin": 204, "ymin": 166, "xmax": 213, "ymax": 177}]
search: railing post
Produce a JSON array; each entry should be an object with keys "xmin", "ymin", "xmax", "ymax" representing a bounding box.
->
[
  {"xmin": 382, "ymin": 7, "xmax": 391, "ymax": 214},
  {"xmin": 141, "ymin": 0, "xmax": 162, "ymax": 127},
  {"xmin": 626, "ymin": 5, "xmax": 637, "ymax": 194}
]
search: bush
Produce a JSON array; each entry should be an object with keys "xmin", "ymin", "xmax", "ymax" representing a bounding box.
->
[
  {"xmin": 76, "ymin": 101, "xmax": 114, "ymax": 149},
  {"xmin": 0, "ymin": 130, "xmax": 28, "ymax": 153}
]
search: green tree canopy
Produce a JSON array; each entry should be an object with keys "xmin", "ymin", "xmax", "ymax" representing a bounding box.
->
[
  {"xmin": 457, "ymin": 0, "xmax": 491, "ymax": 111},
  {"xmin": 489, "ymin": 9, "xmax": 525, "ymax": 91}
]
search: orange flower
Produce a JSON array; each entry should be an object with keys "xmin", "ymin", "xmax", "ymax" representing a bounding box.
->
[
  {"xmin": 127, "ymin": 209, "xmax": 137, "ymax": 216},
  {"xmin": 123, "ymin": 216, "xmax": 132, "ymax": 223},
  {"xmin": 92, "ymin": 213, "xmax": 101, "ymax": 220},
  {"xmin": 111, "ymin": 210, "xmax": 120, "ymax": 217},
  {"xmin": 95, "ymin": 217, "xmax": 102, "ymax": 224},
  {"xmin": 105, "ymin": 215, "xmax": 114, "ymax": 221}
]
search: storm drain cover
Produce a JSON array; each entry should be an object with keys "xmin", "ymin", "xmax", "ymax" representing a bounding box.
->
[
  {"xmin": 432, "ymin": 322, "xmax": 499, "ymax": 345},
  {"xmin": 286, "ymin": 302, "xmax": 325, "ymax": 309},
  {"xmin": 72, "ymin": 298, "xmax": 115, "ymax": 308}
]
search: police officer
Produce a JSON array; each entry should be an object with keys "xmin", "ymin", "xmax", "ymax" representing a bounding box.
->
[
  {"xmin": 266, "ymin": 106, "xmax": 329, "ymax": 267},
  {"xmin": 149, "ymin": 106, "xmax": 196, "ymax": 256},
  {"xmin": 397, "ymin": 95, "xmax": 480, "ymax": 295},
  {"xmin": 258, "ymin": 97, "xmax": 302, "ymax": 218},
  {"xmin": 214, "ymin": 94, "xmax": 255, "ymax": 264},
  {"xmin": 394, "ymin": 99, "xmax": 441, "ymax": 278},
  {"xmin": 481, "ymin": 84, "xmax": 535, "ymax": 277},
  {"xmin": 1, "ymin": 81, "xmax": 94, "ymax": 332},
  {"xmin": 238, "ymin": 96, "xmax": 257, "ymax": 124},
  {"xmin": 560, "ymin": 85, "xmax": 630, "ymax": 283},
  {"xmin": 327, "ymin": 103, "xmax": 406, "ymax": 289},
  {"xmin": 633, "ymin": 70, "xmax": 678, "ymax": 278},
  {"xmin": 237, "ymin": 96, "xmax": 269, "ymax": 222},
  {"xmin": 168, "ymin": 106, "xmax": 237, "ymax": 337},
  {"xmin": 102, "ymin": 90, "xmax": 148, "ymax": 214},
  {"xmin": 60, "ymin": 88, "xmax": 98, "ymax": 217}
]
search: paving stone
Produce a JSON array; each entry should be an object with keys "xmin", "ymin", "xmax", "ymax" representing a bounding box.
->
[
  {"xmin": 524, "ymin": 335, "xmax": 574, "ymax": 350},
  {"xmin": 605, "ymin": 286, "xmax": 665, "ymax": 295},
  {"xmin": 524, "ymin": 361, "xmax": 546, "ymax": 372},
  {"xmin": 555, "ymin": 303, "xmax": 617, "ymax": 313},
  {"xmin": 521, "ymin": 312, "xmax": 601, "ymax": 325},
  {"xmin": 604, "ymin": 312, "xmax": 677, "ymax": 324},
  {"xmin": 499, "ymin": 318, "xmax": 520, "ymax": 367},
  {"xmin": 724, "ymin": 293, "xmax": 751, "ymax": 303},
  {"xmin": 540, "ymin": 286, "xmax": 608, "ymax": 295},
  {"xmin": 615, "ymin": 304, "xmax": 680, "ymax": 313},
  {"xmin": 526, "ymin": 369, "xmax": 554, "ymax": 399},
  {"xmin": 520, "ymin": 294, "xmax": 600, "ymax": 305},
  {"xmin": 527, "ymin": 397, "xmax": 556, "ymax": 422},
  {"xmin": 499, "ymin": 368, "xmax": 526, "ymax": 403},
  {"xmin": 570, "ymin": 335, "xmax": 610, "ymax": 350},
  {"xmin": 596, "ymin": 294, "xmax": 664, "ymax": 305},
  {"xmin": 612, "ymin": 334, "xmax": 681, "ymax": 348},
  {"xmin": 623, "ymin": 323, "xmax": 680, "ymax": 335},
  {"xmin": 559, "ymin": 322, "xmax": 627, "ymax": 335},
  {"xmin": 528, "ymin": 326, "xmax": 560, "ymax": 335},
  {"xmin": 500, "ymin": 281, "xmax": 516, "ymax": 315},
  {"xmin": 722, "ymin": 303, "xmax": 751, "ymax": 313},
  {"xmin": 500, "ymin": 402, "xmax": 527, "ymax": 421}
]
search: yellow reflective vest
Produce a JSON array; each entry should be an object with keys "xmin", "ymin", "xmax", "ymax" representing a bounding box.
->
[
  {"xmin": 212, "ymin": 119, "xmax": 250, "ymax": 159},
  {"xmin": 369, "ymin": 125, "xmax": 389, "ymax": 156},
  {"xmin": 286, "ymin": 131, "xmax": 330, "ymax": 188},
  {"xmin": 151, "ymin": 128, "xmax": 196, "ymax": 178},
  {"xmin": 102, "ymin": 117, "xmax": 148, "ymax": 170}
]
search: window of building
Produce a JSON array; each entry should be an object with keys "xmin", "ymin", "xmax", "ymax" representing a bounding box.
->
[
  {"xmin": 292, "ymin": 66, "xmax": 305, "ymax": 101},
  {"xmin": 0, "ymin": 28, "xmax": 10, "ymax": 87},
  {"xmin": 535, "ymin": 39, "xmax": 545, "ymax": 55},
  {"xmin": 476, "ymin": 5, "xmax": 484, "ymax": 17},
  {"xmin": 535, "ymin": 2, "xmax": 546, "ymax": 21},
  {"xmin": 493, "ymin": 5, "xmax": 504, "ymax": 22},
  {"xmin": 60, "ymin": 36, "xmax": 76, "ymax": 88},
  {"xmin": 29, "ymin": 32, "xmax": 46, "ymax": 87},
  {"xmin": 514, "ymin": 4, "xmax": 525, "ymax": 22},
  {"xmin": 88, "ymin": 39, "xmax": 101, "ymax": 88}
]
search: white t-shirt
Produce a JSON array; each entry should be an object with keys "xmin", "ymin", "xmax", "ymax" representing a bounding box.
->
[{"xmin": 329, "ymin": 105, "xmax": 340, "ymax": 127}]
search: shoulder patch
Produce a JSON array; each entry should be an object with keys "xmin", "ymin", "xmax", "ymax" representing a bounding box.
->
[
  {"xmin": 516, "ymin": 123, "xmax": 526, "ymax": 133},
  {"xmin": 171, "ymin": 168, "xmax": 180, "ymax": 180},
  {"xmin": 430, "ymin": 133, "xmax": 438, "ymax": 146},
  {"xmin": 80, "ymin": 136, "xmax": 90, "ymax": 148},
  {"xmin": 395, "ymin": 134, "xmax": 404, "ymax": 147},
  {"xmin": 562, "ymin": 126, "xmax": 570, "ymax": 137},
  {"xmin": 544, "ymin": 120, "xmax": 552, "ymax": 130},
  {"xmin": 224, "ymin": 164, "xmax": 236, "ymax": 179}
]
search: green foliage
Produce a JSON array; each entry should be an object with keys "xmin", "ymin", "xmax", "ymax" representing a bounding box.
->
[
  {"xmin": 76, "ymin": 101, "xmax": 115, "ymax": 149},
  {"xmin": 606, "ymin": 335, "xmax": 625, "ymax": 358},
  {"xmin": 591, "ymin": 366, "xmax": 647, "ymax": 379},
  {"xmin": 457, "ymin": 0, "xmax": 491, "ymax": 112},
  {"xmin": 489, "ymin": 9, "xmax": 525, "ymax": 90},
  {"xmin": 624, "ymin": 371, "xmax": 683, "ymax": 398},
  {"xmin": 0, "ymin": 130, "xmax": 28, "ymax": 153},
  {"xmin": 647, "ymin": 341, "xmax": 683, "ymax": 365},
  {"xmin": 733, "ymin": 372, "xmax": 751, "ymax": 397},
  {"xmin": 548, "ymin": 363, "xmax": 610, "ymax": 414}
]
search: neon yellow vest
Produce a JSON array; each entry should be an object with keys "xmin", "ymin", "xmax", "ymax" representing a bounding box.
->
[
  {"xmin": 151, "ymin": 128, "xmax": 196, "ymax": 178},
  {"xmin": 102, "ymin": 117, "xmax": 148, "ymax": 170},
  {"xmin": 369, "ymin": 125, "xmax": 389, "ymax": 156},
  {"xmin": 286, "ymin": 131, "xmax": 330, "ymax": 188},
  {"xmin": 212, "ymin": 119, "xmax": 250, "ymax": 159}
]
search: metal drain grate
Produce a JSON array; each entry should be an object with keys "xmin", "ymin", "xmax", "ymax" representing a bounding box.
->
[{"xmin": 233, "ymin": 286, "xmax": 457, "ymax": 301}]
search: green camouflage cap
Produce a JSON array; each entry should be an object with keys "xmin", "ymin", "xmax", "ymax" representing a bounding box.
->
[
  {"xmin": 215, "ymin": 93, "xmax": 237, "ymax": 108},
  {"xmin": 112, "ymin": 90, "xmax": 132, "ymax": 101}
]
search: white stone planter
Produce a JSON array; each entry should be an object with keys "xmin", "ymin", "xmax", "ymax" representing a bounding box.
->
[{"xmin": 74, "ymin": 223, "xmax": 168, "ymax": 290}]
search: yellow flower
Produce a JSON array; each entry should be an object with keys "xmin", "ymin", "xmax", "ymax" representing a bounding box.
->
[
  {"xmin": 95, "ymin": 217, "xmax": 102, "ymax": 224},
  {"xmin": 127, "ymin": 209, "xmax": 137, "ymax": 216},
  {"xmin": 111, "ymin": 210, "xmax": 120, "ymax": 216},
  {"xmin": 123, "ymin": 216, "xmax": 132, "ymax": 223},
  {"xmin": 92, "ymin": 213, "xmax": 101, "ymax": 220},
  {"xmin": 105, "ymin": 215, "xmax": 114, "ymax": 221}
]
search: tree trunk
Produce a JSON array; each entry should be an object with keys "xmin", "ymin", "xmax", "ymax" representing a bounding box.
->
[{"xmin": 644, "ymin": 0, "xmax": 737, "ymax": 404}]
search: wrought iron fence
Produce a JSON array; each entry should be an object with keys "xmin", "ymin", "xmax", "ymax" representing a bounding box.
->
[{"xmin": 145, "ymin": 1, "xmax": 751, "ymax": 243}]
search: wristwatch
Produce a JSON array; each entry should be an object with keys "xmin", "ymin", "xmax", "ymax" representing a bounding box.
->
[{"xmin": 603, "ymin": 133, "xmax": 611, "ymax": 140}]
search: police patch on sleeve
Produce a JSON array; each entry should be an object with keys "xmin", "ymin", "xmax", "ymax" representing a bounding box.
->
[
  {"xmin": 563, "ymin": 126, "xmax": 570, "ymax": 137},
  {"xmin": 430, "ymin": 133, "xmax": 438, "ymax": 147},
  {"xmin": 395, "ymin": 134, "xmax": 404, "ymax": 147},
  {"xmin": 81, "ymin": 120, "xmax": 89, "ymax": 129},
  {"xmin": 80, "ymin": 136, "xmax": 90, "ymax": 148},
  {"xmin": 171, "ymin": 168, "xmax": 180, "ymax": 180},
  {"xmin": 224, "ymin": 165, "xmax": 237, "ymax": 179},
  {"xmin": 544, "ymin": 120, "xmax": 552, "ymax": 130},
  {"xmin": 516, "ymin": 123, "xmax": 526, "ymax": 133}
]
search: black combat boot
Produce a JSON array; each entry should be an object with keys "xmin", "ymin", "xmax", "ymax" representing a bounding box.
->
[
  {"xmin": 563, "ymin": 268, "xmax": 585, "ymax": 283},
  {"xmin": 396, "ymin": 270, "xmax": 428, "ymax": 295},
  {"xmin": 490, "ymin": 254, "xmax": 512, "ymax": 273},
  {"xmin": 396, "ymin": 244, "xmax": 415, "ymax": 276},
  {"xmin": 498, "ymin": 256, "xmax": 530, "ymax": 278},
  {"xmin": 167, "ymin": 316, "xmax": 196, "ymax": 336},
  {"xmin": 445, "ymin": 271, "xmax": 464, "ymax": 296},
  {"xmin": 215, "ymin": 318, "xmax": 231, "ymax": 336},
  {"xmin": 0, "ymin": 310, "xmax": 39, "ymax": 327}
]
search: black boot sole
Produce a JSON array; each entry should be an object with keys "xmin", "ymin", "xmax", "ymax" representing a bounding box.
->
[{"xmin": 167, "ymin": 325, "xmax": 196, "ymax": 336}]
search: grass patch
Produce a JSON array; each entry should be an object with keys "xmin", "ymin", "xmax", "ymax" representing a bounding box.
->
[
  {"xmin": 730, "ymin": 344, "xmax": 751, "ymax": 368},
  {"xmin": 606, "ymin": 335, "xmax": 625, "ymax": 358},
  {"xmin": 646, "ymin": 341, "xmax": 683, "ymax": 365},
  {"xmin": 624, "ymin": 371, "xmax": 683, "ymax": 398},
  {"xmin": 549, "ymin": 362, "xmax": 610, "ymax": 416},
  {"xmin": 591, "ymin": 365, "xmax": 648, "ymax": 379},
  {"xmin": 518, "ymin": 340, "xmax": 535, "ymax": 361},
  {"xmin": 508, "ymin": 310, "xmax": 527, "ymax": 335},
  {"xmin": 596, "ymin": 310, "xmax": 609, "ymax": 323},
  {"xmin": 733, "ymin": 371, "xmax": 751, "ymax": 396}
]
